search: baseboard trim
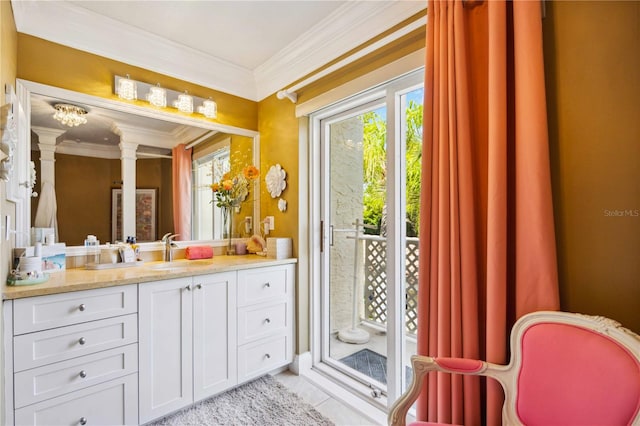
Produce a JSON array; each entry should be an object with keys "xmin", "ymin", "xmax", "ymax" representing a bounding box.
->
[{"xmin": 289, "ymin": 351, "xmax": 312, "ymax": 375}]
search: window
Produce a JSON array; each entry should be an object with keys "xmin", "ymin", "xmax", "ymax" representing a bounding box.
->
[{"xmin": 192, "ymin": 145, "xmax": 230, "ymax": 240}]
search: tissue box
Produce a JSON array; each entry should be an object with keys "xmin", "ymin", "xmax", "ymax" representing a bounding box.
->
[
  {"xmin": 14, "ymin": 243, "xmax": 66, "ymax": 273},
  {"xmin": 266, "ymin": 238, "xmax": 292, "ymax": 259}
]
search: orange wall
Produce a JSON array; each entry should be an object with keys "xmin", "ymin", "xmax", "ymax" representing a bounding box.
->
[{"xmin": 544, "ymin": 1, "xmax": 640, "ymax": 332}]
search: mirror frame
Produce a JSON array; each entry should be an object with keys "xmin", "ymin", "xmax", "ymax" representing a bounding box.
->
[{"xmin": 13, "ymin": 79, "xmax": 260, "ymax": 251}]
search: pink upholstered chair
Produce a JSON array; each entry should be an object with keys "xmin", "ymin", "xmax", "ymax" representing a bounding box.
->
[{"xmin": 388, "ymin": 311, "xmax": 640, "ymax": 426}]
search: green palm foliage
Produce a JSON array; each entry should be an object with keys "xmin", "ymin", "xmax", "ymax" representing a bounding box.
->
[{"xmin": 361, "ymin": 100, "xmax": 423, "ymax": 237}]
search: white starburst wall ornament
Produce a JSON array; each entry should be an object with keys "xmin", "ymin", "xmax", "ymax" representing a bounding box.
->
[{"xmin": 265, "ymin": 164, "xmax": 287, "ymax": 198}]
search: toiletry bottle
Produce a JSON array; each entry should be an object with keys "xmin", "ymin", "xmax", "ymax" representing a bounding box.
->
[{"xmin": 84, "ymin": 235, "xmax": 100, "ymax": 265}]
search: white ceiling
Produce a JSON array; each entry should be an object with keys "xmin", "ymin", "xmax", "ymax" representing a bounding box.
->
[{"xmin": 12, "ymin": 0, "xmax": 426, "ymax": 101}]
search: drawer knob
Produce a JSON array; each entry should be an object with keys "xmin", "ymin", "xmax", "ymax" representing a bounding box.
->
[
  {"xmin": 264, "ymin": 318, "xmax": 271, "ymax": 324},
  {"xmin": 79, "ymin": 370, "xmax": 87, "ymax": 378},
  {"xmin": 79, "ymin": 304, "xmax": 86, "ymax": 312},
  {"xmin": 264, "ymin": 282, "xmax": 271, "ymax": 288},
  {"xmin": 196, "ymin": 283, "xmax": 202, "ymax": 289},
  {"xmin": 265, "ymin": 353, "xmax": 271, "ymax": 359},
  {"xmin": 80, "ymin": 417, "xmax": 87, "ymax": 425},
  {"xmin": 185, "ymin": 285, "xmax": 192, "ymax": 291},
  {"xmin": 78, "ymin": 337, "xmax": 86, "ymax": 345}
]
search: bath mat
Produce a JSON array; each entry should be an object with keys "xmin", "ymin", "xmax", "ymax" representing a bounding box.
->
[
  {"xmin": 148, "ymin": 375, "xmax": 333, "ymax": 425},
  {"xmin": 339, "ymin": 348, "xmax": 412, "ymax": 385}
]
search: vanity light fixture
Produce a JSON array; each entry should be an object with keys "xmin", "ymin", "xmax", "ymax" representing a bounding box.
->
[
  {"xmin": 52, "ymin": 103, "xmax": 88, "ymax": 127},
  {"xmin": 174, "ymin": 91, "xmax": 194, "ymax": 114},
  {"xmin": 116, "ymin": 74, "xmax": 137, "ymax": 101},
  {"xmin": 147, "ymin": 84, "xmax": 167, "ymax": 108},
  {"xmin": 198, "ymin": 98, "xmax": 217, "ymax": 119},
  {"xmin": 114, "ymin": 75, "xmax": 218, "ymax": 119}
]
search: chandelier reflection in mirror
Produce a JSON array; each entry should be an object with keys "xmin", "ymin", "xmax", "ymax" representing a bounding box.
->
[{"xmin": 52, "ymin": 103, "xmax": 88, "ymax": 127}]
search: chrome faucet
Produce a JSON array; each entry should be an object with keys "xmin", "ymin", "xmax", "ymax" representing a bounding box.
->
[{"xmin": 161, "ymin": 233, "xmax": 179, "ymax": 262}]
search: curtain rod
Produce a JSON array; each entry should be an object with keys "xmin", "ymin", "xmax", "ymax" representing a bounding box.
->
[
  {"xmin": 137, "ymin": 152, "xmax": 172, "ymax": 159},
  {"xmin": 280, "ymin": 14, "xmax": 427, "ymax": 100}
]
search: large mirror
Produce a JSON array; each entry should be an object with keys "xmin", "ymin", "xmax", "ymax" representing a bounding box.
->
[{"xmin": 14, "ymin": 80, "xmax": 260, "ymax": 248}]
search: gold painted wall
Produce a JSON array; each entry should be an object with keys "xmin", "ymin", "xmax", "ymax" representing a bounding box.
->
[
  {"xmin": 258, "ymin": 95, "xmax": 298, "ymax": 243},
  {"xmin": 0, "ymin": 1, "xmax": 17, "ymax": 421},
  {"xmin": 1, "ymin": 0, "xmax": 18, "ymax": 275},
  {"xmin": 17, "ymin": 35, "xmax": 258, "ymax": 131},
  {"xmin": 544, "ymin": 1, "xmax": 640, "ymax": 332},
  {"xmin": 257, "ymin": 93, "xmax": 301, "ymax": 348}
]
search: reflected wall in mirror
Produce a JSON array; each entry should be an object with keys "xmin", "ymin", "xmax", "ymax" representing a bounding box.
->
[
  {"xmin": 30, "ymin": 144, "xmax": 174, "ymax": 245},
  {"xmin": 18, "ymin": 80, "xmax": 259, "ymax": 248}
]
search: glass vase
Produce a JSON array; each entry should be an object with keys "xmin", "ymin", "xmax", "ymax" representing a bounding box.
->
[{"xmin": 224, "ymin": 206, "xmax": 235, "ymax": 256}]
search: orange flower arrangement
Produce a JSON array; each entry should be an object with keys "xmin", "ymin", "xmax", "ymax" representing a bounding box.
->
[{"xmin": 210, "ymin": 165, "xmax": 260, "ymax": 210}]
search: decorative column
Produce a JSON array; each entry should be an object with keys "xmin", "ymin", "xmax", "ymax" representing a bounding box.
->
[
  {"xmin": 31, "ymin": 126, "xmax": 66, "ymax": 189},
  {"xmin": 31, "ymin": 127, "xmax": 67, "ymax": 236},
  {"xmin": 112, "ymin": 124, "xmax": 139, "ymax": 242}
]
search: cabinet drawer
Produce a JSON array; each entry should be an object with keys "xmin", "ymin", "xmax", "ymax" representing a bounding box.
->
[
  {"xmin": 238, "ymin": 301, "xmax": 288, "ymax": 345},
  {"xmin": 13, "ymin": 285, "xmax": 137, "ymax": 335},
  {"xmin": 14, "ymin": 314, "xmax": 138, "ymax": 372},
  {"xmin": 14, "ymin": 344, "xmax": 138, "ymax": 408},
  {"xmin": 238, "ymin": 335, "xmax": 290, "ymax": 382},
  {"xmin": 14, "ymin": 373, "xmax": 138, "ymax": 426},
  {"xmin": 237, "ymin": 265, "xmax": 291, "ymax": 306}
]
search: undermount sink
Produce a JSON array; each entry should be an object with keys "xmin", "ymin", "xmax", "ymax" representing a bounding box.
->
[
  {"xmin": 146, "ymin": 262, "xmax": 186, "ymax": 271},
  {"xmin": 145, "ymin": 260, "xmax": 192, "ymax": 271},
  {"xmin": 145, "ymin": 259, "xmax": 214, "ymax": 271}
]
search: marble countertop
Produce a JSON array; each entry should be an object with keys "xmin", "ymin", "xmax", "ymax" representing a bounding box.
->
[{"xmin": 3, "ymin": 256, "xmax": 297, "ymax": 300}]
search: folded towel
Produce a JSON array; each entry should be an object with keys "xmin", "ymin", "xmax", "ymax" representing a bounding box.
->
[{"xmin": 185, "ymin": 245, "xmax": 214, "ymax": 260}]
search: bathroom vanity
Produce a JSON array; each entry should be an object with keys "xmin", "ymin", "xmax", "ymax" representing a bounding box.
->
[{"xmin": 2, "ymin": 257, "xmax": 296, "ymax": 425}]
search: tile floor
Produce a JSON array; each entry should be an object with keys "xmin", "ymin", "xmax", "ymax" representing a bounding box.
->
[
  {"xmin": 274, "ymin": 370, "xmax": 382, "ymax": 426},
  {"xmin": 329, "ymin": 324, "xmax": 417, "ymax": 365}
]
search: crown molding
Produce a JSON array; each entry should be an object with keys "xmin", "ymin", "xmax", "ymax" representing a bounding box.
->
[
  {"xmin": 56, "ymin": 139, "xmax": 120, "ymax": 159},
  {"xmin": 12, "ymin": 0, "xmax": 257, "ymax": 100},
  {"xmin": 254, "ymin": 1, "xmax": 426, "ymax": 100},
  {"xmin": 12, "ymin": 1, "xmax": 425, "ymax": 102}
]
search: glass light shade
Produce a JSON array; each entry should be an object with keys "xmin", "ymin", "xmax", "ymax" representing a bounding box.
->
[
  {"xmin": 117, "ymin": 76, "xmax": 137, "ymax": 100},
  {"xmin": 198, "ymin": 99, "xmax": 217, "ymax": 118},
  {"xmin": 174, "ymin": 92, "xmax": 194, "ymax": 113},
  {"xmin": 147, "ymin": 85, "xmax": 167, "ymax": 107},
  {"xmin": 52, "ymin": 104, "xmax": 88, "ymax": 127}
]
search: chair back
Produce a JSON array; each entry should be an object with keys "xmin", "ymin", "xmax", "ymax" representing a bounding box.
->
[
  {"xmin": 506, "ymin": 312, "xmax": 640, "ymax": 425},
  {"xmin": 388, "ymin": 312, "xmax": 640, "ymax": 426}
]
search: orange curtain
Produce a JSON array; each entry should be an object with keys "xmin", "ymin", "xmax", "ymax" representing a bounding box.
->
[
  {"xmin": 417, "ymin": 0, "xmax": 560, "ymax": 424},
  {"xmin": 172, "ymin": 144, "xmax": 192, "ymax": 241}
]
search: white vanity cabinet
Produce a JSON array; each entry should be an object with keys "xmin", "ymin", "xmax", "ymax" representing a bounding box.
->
[
  {"xmin": 138, "ymin": 264, "xmax": 295, "ymax": 424},
  {"xmin": 3, "ymin": 285, "xmax": 139, "ymax": 426},
  {"xmin": 3, "ymin": 260, "xmax": 296, "ymax": 426},
  {"xmin": 236, "ymin": 264, "xmax": 295, "ymax": 382},
  {"xmin": 138, "ymin": 272, "xmax": 237, "ymax": 424}
]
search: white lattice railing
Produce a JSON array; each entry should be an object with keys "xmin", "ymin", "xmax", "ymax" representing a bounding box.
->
[{"xmin": 362, "ymin": 235, "xmax": 419, "ymax": 334}]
